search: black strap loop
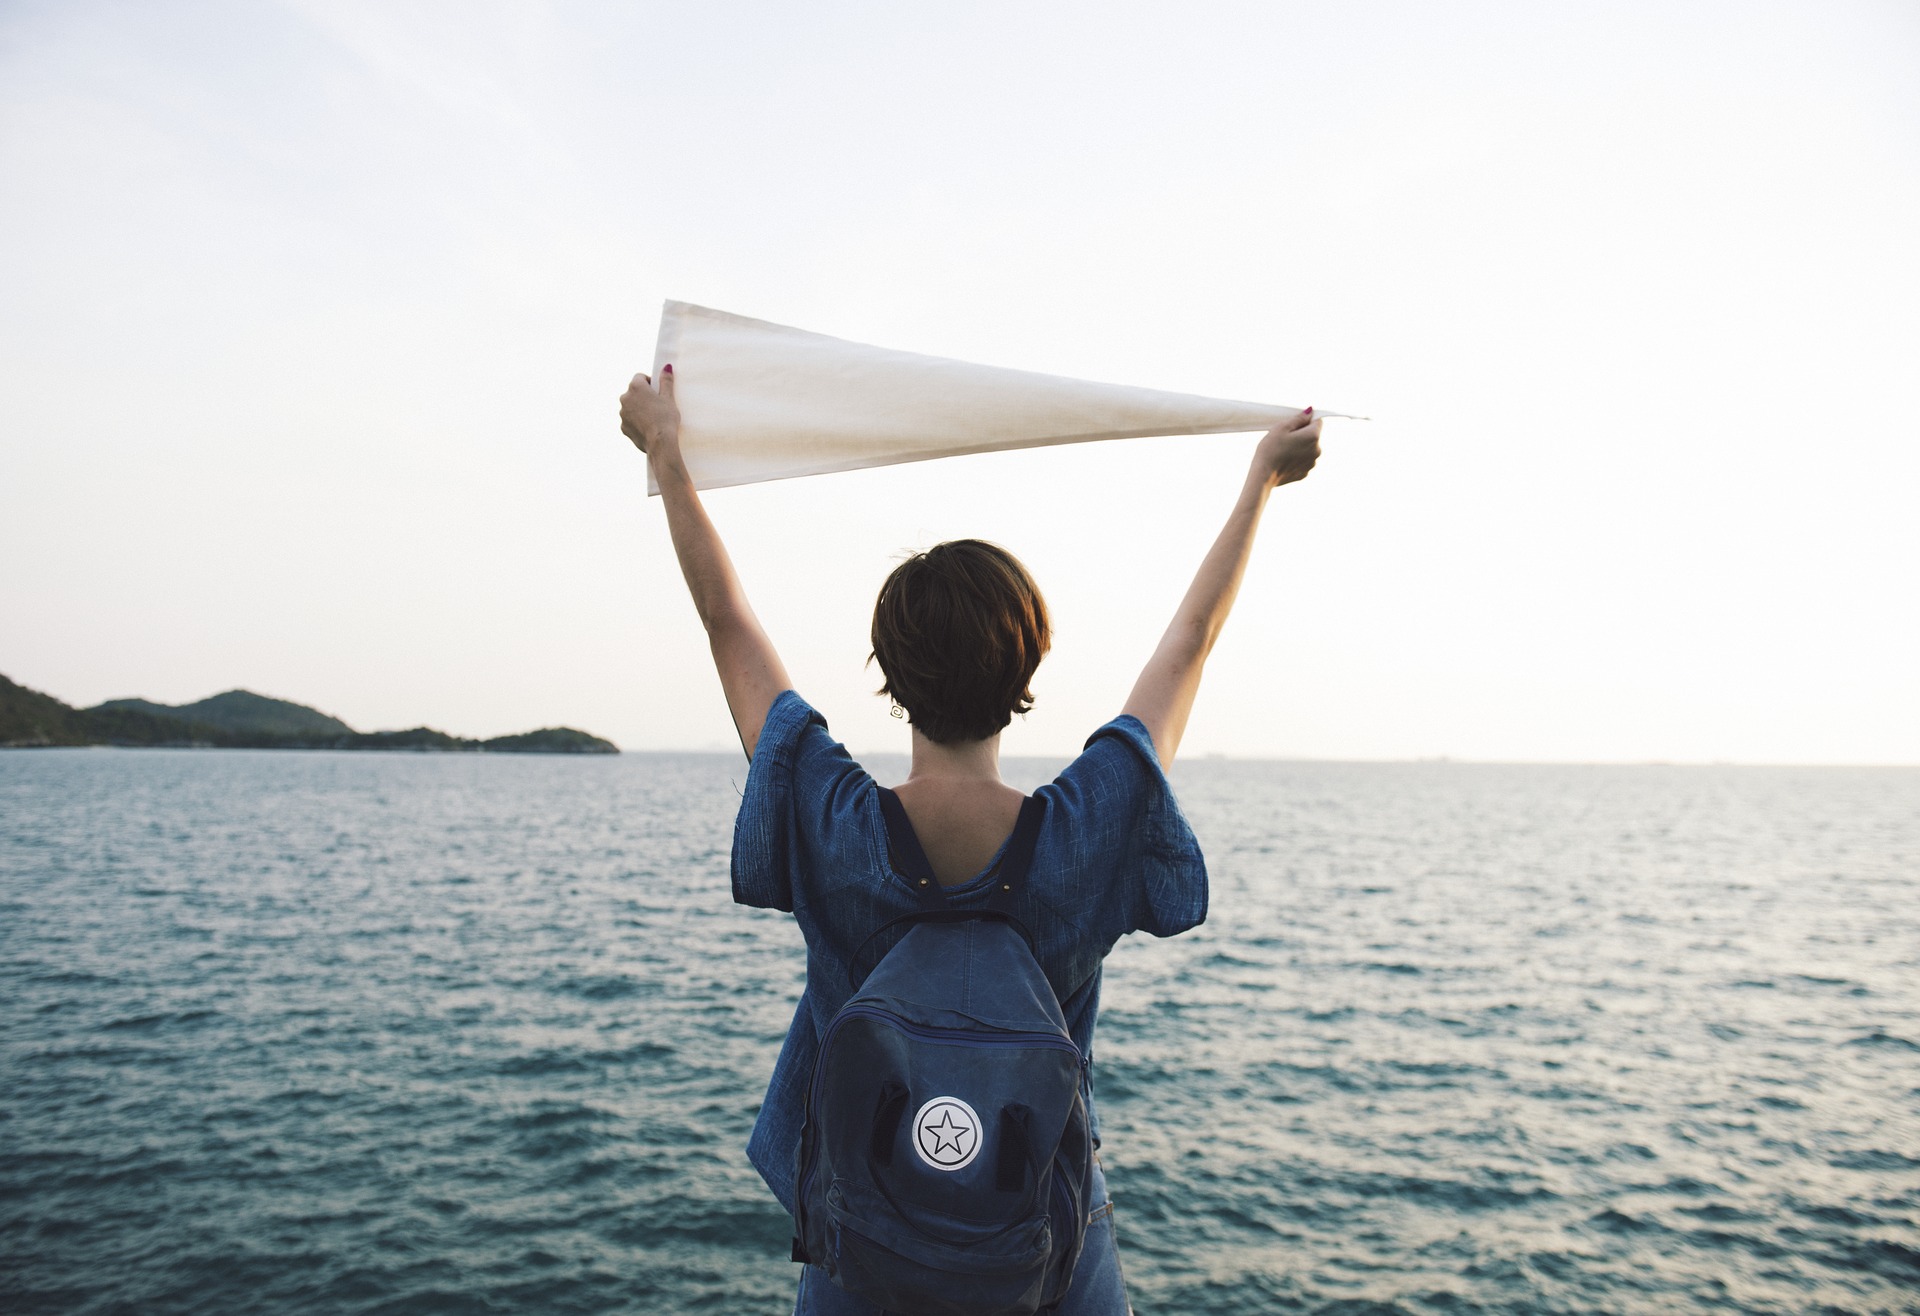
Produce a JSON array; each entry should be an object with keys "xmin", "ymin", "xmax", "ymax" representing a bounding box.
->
[
  {"xmin": 869, "ymin": 1081, "xmax": 909, "ymax": 1167},
  {"xmin": 995, "ymin": 1104, "xmax": 1032, "ymax": 1192},
  {"xmin": 988, "ymin": 796, "xmax": 1045, "ymax": 911},
  {"xmin": 875, "ymin": 787, "xmax": 945, "ymax": 907}
]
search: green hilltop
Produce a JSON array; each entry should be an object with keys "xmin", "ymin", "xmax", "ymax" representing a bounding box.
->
[
  {"xmin": 0, "ymin": 674, "xmax": 617, "ymax": 754},
  {"xmin": 96, "ymin": 690, "xmax": 356, "ymax": 739}
]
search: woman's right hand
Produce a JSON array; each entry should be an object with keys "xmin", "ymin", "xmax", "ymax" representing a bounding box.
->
[
  {"xmin": 1252, "ymin": 408, "xmax": 1322, "ymax": 488},
  {"xmin": 620, "ymin": 366, "xmax": 682, "ymax": 463}
]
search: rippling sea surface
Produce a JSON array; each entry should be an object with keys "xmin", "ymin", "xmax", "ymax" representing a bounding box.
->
[{"xmin": 3, "ymin": 749, "xmax": 1917, "ymax": 1314}]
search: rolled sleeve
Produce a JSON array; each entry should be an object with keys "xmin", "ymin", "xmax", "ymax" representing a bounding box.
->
[
  {"xmin": 1076, "ymin": 715, "xmax": 1209, "ymax": 938},
  {"xmin": 731, "ymin": 690, "xmax": 873, "ymax": 914},
  {"xmin": 729, "ymin": 690, "xmax": 819, "ymax": 912}
]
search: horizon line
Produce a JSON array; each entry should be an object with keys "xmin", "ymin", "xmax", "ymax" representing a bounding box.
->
[{"xmin": 658, "ymin": 745, "xmax": 1920, "ymax": 770}]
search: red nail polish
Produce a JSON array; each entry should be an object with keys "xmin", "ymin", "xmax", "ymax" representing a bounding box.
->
[
  {"xmin": 1303, "ymin": 406, "xmax": 1313, "ymax": 417},
  {"xmin": 663, "ymin": 363, "xmax": 673, "ymax": 374}
]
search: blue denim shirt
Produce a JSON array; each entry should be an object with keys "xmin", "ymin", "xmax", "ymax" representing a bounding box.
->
[{"xmin": 731, "ymin": 690, "xmax": 1209, "ymax": 1214}]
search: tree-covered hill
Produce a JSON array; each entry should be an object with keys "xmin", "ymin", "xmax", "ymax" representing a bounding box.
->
[
  {"xmin": 2, "ymin": 674, "xmax": 617, "ymax": 753},
  {"xmin": 1, "ymin": 674, "xmax": 93, "ymax": 747},
  {"xmin": 96, "ymin": 690, "xmax": 355, "ymax": 738}
]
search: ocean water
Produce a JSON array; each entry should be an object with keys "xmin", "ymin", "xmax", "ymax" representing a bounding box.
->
[{"xmin": 2, "ymin": 749, "xmax": 1916, "ymax": 1315}]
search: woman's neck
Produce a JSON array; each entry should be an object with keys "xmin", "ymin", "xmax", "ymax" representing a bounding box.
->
[
  {"xmin": 894, "ymin": 727, "xmax": 1025, "ymax": 884},
  {"xmin": 904, "ymin": 727, "xmax": 1003, "ymax": 786}
]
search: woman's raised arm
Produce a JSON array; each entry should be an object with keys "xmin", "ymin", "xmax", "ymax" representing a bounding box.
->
[
  {"xmin": 1121, "ymin": 409, "xmax": 1323, "ymax": 767},
  {"xmin": 621, "ymin": 366, "xmax": 792, "ymax": 759}
]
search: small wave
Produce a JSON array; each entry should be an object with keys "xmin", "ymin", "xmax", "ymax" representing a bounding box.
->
[
  {"xmin": 1347, "ymin": 1172, "xmax": 1558, "ymax": 1212},
  {"xmin": 1675, "ymin": 1202, "xmax": 1762, "ymax": 1223},
  {"xmin": 505, "ymin": 1102, "xmax": 615, "ymax": 1133},
  {"xmin": 100, "ymin": 1008, "xmax": 223, "ymax": 1033},
  {"xmin": 493, "ymin": 1051, "xmax": 601, "ymax": 1077},
  {"xmin": 1195, "ymin": 951, "xmax": 1270, "ymax": 970},
  {"xmin": 1245, "ymin": 1059, "xmax": 1368, "ymax": 1093},
  {"xmin": 266, "ymin": 1085, "xmax": 352, "ymax": 1106},
  {"xmin": 490, "ymin": 1039, "xmax": 673, "ymax": 1076},
  {"xmin": 1384, "ymin": 1059, "xmax": 1501, "ymax": 1082},
  {"xmin": 1829, "ymin": 1148, "xmax": 1920, "ymax": 1171},
  {"xmin": 568, "ymin": 1157, "xmax": 621, "ymax": 1184},
  {"xmin": 1681, "ymin": 1227, "xmax": 1791, "ymax": 1260},
  {"xmin": 1843, "ymin": 1030, "xmax": 1919, "ymax": 1051},
  {"xmin": 551, "ymin": 973, "xmax": 658, "ymax": 1002},
  {"xmin": 606, "ymin": 1200, "xmax": 791, "ymax": 1249},
  {"xmin": 1301, "ymin": 1006, "xmax": 1356, "ymax": 1022},
  {"xmin": 1645, "ymin": 1175, "xmax": 1719, "ymax": 1196},
  {"xmin": 1602, "ymin": 1143, "xmax": 1657, "ymax": 1163},
  {"xmin": 29, "ymin": 969, "xmax": 120, "ymax": 986},
  {"xmin": 1788, "ymin": 1199, "xmax": 1884, "ymax": 1228},
  {"xmin": 1819, "ymin": 1238, "xmax": 1920, "ymax": 1282},
  {"xmin": 512, "ymin": 1126, "xmax": 613, "ymax": 1161}
]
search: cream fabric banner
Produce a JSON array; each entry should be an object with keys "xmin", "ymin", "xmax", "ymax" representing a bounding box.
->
[{"xmin": 648, "ymin": 301, "xmax": 1351, "ymax": 493}]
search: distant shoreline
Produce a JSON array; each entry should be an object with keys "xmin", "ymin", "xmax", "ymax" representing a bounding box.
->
[{"xmin": 0, "ymin": 674, "xmax": 618, "ymax": 754}]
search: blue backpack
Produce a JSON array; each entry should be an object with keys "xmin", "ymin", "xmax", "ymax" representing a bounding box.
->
[{"xmin": 792, "ymin": 789, "xmax": 1094, "ymax": 1315}]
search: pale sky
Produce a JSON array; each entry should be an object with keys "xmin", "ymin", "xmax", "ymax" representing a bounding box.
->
[{"xmin": 3, "ymin": 1, "xmax": 1916, "ymax": 763}]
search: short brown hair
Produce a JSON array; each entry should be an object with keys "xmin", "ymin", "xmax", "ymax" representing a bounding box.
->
[{"xmin": 870, "ymin": 540, "xmax": 1051, "ymax": 745}]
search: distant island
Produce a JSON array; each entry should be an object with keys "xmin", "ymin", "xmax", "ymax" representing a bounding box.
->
[{"xmin": 0, "ymin": 674, "xmax": 617, "ymax": 754}]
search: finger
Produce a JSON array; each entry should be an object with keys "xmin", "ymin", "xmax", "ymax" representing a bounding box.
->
[
  {"xmin": 630, "ymin": 372, "xmax": 651, "ymax": 390},
  {"xmin": 659, "ymin": 362, "xmax": 675, "ymax": 400}
]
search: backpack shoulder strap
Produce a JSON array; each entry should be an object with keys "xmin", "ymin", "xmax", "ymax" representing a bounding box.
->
[
  {"xmin": 982, "ymin": 794, "xmax": 1045, "ymax": 916},
  {"xmin": 875, "ymin": 786, "xmax": 949, "ymax": 910}
]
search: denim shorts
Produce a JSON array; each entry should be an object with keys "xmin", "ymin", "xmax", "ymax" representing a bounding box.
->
[{"xmin": 792, "ymin": 1157, "xmax": 1129, "ymax": 1315}]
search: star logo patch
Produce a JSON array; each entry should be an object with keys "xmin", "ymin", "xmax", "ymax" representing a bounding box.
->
[{"xmin": 911, "ymin": 1096, "xmax": 983, "ymax": 1171}]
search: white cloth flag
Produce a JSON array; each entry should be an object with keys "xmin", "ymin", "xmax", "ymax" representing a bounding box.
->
[{"xmin": 648, "ymin": 300, "xmax": 1352, "ymax": 493}]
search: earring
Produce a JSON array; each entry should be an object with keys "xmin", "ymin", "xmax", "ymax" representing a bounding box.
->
[{"xmin": 889, "ymin": 702, "xmax": 905, "ymax": 720}]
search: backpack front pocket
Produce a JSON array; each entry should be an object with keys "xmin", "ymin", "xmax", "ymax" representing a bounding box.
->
[{"xmin": 826, "ymin": 1189, "xmax": 1053, "ymax": 1316}]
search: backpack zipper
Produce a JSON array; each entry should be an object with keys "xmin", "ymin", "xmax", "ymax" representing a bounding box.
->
[{"xmin": 829, "ymin": 1005, "xmax": 1082, "ymax": 1058}]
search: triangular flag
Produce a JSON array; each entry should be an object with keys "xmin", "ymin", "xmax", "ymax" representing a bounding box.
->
[{"xmin": 648, "ymin": 301, "xmax": 1355, "ymax": 493}]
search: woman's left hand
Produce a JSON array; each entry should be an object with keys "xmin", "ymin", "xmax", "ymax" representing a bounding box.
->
[{"xmin": 620, "ymin": 366, "xmax": 681, "ymax": 461}]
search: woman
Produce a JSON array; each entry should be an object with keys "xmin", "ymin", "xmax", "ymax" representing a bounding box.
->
[{"xmin": 620, "ymin": 364, "xmax": 1322, "ymax": 1313}]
